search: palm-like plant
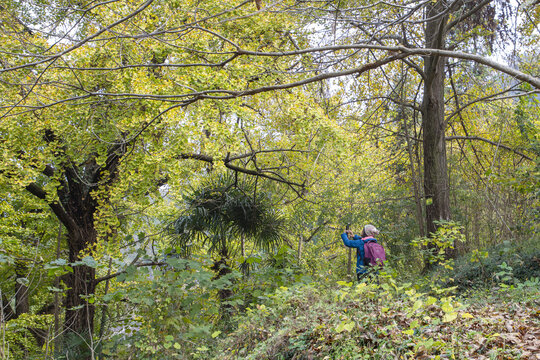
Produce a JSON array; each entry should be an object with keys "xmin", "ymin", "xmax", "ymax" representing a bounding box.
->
[{"xmin": 172, "ymin": 174, "xmax": 284, "ymax": 302}]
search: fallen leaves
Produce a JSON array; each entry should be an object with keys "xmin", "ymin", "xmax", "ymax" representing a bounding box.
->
[
  {"xmin": 456, "ymin": 302, "xmax": 540, "ymax": 360},
  {"xmin": 219, "ymin": 284, "xmax": 540, "ymax": 360}
]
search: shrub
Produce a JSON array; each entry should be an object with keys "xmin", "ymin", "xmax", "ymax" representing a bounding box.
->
[{"xmin": 449, "ymin": 237, "xmax": 540, "ymax": 290}]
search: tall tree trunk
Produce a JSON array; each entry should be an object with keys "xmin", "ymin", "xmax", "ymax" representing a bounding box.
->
[
  {"xmin": 21, "ymin": 132, "xmax": 126, "ymax": 359},
  {"xmin": 60, "ymin": 224, "xmax": 97, "ymax": 360},
  {"xmin": 421, "ymin": 1, "xmax": 451, "ymax": 270},
  {"xmin": 53, "ymin": 225, "xmax": 63, "ymax": 355},
  {"xmin": 422, "ymin": 1, "xmax": 451, "ymax": 238},
  {"xmin": 212, "ymin": 246, "xmax": 233, "ymax": 322},
  {"xmin": 58, "ymin": 143, "xmax": 124, "ymax": 342},
  {"xmin": 64, "ymin": 226, "xmax": 97, "ymax": 336}
]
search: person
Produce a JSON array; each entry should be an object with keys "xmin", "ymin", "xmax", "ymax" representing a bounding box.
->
[{"xmin": 341, "ymin": 224, "xmax": 380, "ymax": 281}]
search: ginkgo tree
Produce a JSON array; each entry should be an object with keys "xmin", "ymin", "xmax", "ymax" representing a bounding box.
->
[
  {"xmin": 0, "ymin": 0, "xmax": 324, "ymax": 355},
  {"xmin": 0, "ymin": 0, "xmax": 538, "ymax": 358}
]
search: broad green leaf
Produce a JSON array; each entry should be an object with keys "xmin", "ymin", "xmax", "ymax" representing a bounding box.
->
[
  {"xmin": 412, "ymin": 300, "xmax": 423, "ymax": 312},
  {"xmin": 443, "ymin": 312, "xmax": 458, "ymax": 323}
]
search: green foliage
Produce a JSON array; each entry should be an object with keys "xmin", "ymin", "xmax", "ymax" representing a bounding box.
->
[
  {"xmin": 99, "ymin": 247, "xmax": 309, "ymax": 359},
  {"xmin": 172, "ymin": 174, "xmax": 284, "ymax": 256},
  {"xmin": 446, "ymin": 236, "xmax": 540, "ymax": 291},
  {"xmin": 0, "ymin": 313, "xmax": 53, "ymax": 360},
  {"xmin": 0, "ymin": 1, "xmax": 538, "ymax": 358},
  {"xmin": 213, "ymin": 278, "xmax": 540, "ymax": 360},
  {"xmin": 235, "ymin": 245, "xmax": 311, "ymax": 306},
  {"xmin": 412, "ymin": 220, "xmax": 466, "ymax": 279},
  {"xmin": 100, "ymin": 256, "xmax": 227, "ymax": 359}
]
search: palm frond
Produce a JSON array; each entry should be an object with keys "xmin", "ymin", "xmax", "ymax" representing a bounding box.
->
[{"xmin": 172, "ymin": 173, "xmax": 284, "ymax": 256}]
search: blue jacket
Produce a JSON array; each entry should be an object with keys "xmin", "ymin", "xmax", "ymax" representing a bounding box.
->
[{"xmin": 341, "ymin": 233, "xmax": 377, "ymax": 274}]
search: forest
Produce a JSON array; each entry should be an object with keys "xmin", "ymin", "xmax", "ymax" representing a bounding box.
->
[{"xmin": 0, "ymin": 0, "xmax": 538, "ymax": 359}]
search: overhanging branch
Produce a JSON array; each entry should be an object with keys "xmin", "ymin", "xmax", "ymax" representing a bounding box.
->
[
  {"xmin": 94, "ymin": 261, "xmax": 165, "ymax": 284},
  {"xmin": 61, "ymin": 46, "xmax": 540, "ymax": 101},
  {"xmin": 179, "ymin": 152, "xmax": 306, "ymax": 189},
  {"xmin": 446, "ymin": 136, "xmax": 533, "ymax": 161}
]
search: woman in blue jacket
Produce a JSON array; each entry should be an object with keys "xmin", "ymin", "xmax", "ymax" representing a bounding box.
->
[{"xmin": 341, "ymin": 225, "xmax": 380, "ymax": 281}]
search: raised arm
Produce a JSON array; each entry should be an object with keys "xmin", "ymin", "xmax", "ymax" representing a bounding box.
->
[{"xmin": 341, "ymin": 233, "xmax": 363, "ymax": 248}]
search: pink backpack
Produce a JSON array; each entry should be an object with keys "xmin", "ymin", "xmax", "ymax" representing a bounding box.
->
[{"xmin": 364, "ymin": 240, "xmax": 386, "ymax": 267}]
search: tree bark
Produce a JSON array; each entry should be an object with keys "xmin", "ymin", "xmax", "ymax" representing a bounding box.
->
[
  {"xmin": 39, "ymin": 137, "xmax": 125, "ymax": 347},
  {"xmin": 421, "ymin": 1, "xmax": 451, "ymax": 271},
  {"xmin": 53, "ymin": 225, "xmax": 63, "ymax": 355},
  {"xmin": 422, "ymin": 0, "xmax": 451, "ymax": 238},
  {"xmin": 212, "ymin": 246, "xmax": 233, "ymax": 321},
  {"xmin": 64, "ymin": 227, "xmax": 97, "ymax": 336}
]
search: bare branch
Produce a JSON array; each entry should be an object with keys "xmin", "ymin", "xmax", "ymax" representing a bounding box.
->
[
  {"xmin": 94, "ymin": 261, "xmax": 165, "ymax": 284},
  {"xmin": 179, "ymin": 152, "xmax": 306, "ymax": 189},
  {"xmin": 446, "ymin": 136, "xmax": 533, "ymax": 161},
  {"xmin": 446, "ymin": 86, "xmax": 539, "ymax": 123}
]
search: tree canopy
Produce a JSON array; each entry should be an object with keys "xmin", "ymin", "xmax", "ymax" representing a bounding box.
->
[{"xmin": 0, "ymin": 0, "xmax": 538, "ymax": 358}]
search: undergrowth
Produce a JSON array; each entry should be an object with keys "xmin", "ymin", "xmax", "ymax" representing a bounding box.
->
[
  {"xmin": 214, "ymin": 276, "xmax": 540, "ymax": 360},
  {"xmin": 444, "ymin": 236, "xmax": 540, "ymax": 291}
]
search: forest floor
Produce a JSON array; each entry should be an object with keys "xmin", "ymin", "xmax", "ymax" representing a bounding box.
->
[{"xmin": 214, "ymin": 277, "xmax": 540, "ymax": 360}]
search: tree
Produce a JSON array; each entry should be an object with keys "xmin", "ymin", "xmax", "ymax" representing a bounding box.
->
[
  {"xmin": 172, "ymin": 174, "xmax": 284, "ymax": 308},
  {"xmin": 0, "ymin": 0, "xmax": 538, "ymax": 355},
  {"xmin": 1, "ymin": 1, "xmax": 308, "ymax": 353}
]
